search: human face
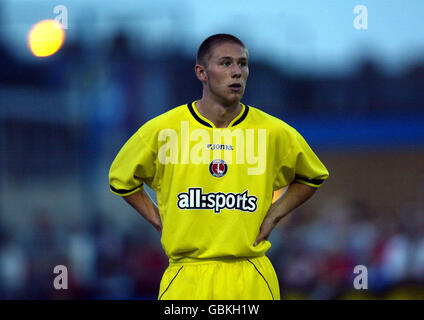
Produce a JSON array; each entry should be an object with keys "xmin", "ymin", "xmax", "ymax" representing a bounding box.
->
[{"xmin": 202, "ymin": 42, "xmax": 249, "ymax": 105}]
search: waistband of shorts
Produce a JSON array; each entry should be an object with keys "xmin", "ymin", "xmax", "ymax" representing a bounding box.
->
[{"xmin": 168, "ymin": 255, "xmax": 266, "ymax": 266}]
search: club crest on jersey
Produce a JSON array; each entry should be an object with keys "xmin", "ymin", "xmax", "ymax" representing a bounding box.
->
[{"xmin": 209, "ymin": 159, "xmax": 228, "ymax": 177}]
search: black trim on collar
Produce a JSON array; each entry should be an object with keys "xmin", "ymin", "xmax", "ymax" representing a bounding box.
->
[
  {"xmin": 188, "ymin": 103, "xmax": 212, "ymax": 128},
  {"xmin": 188, "ymin": 103, "xmax": 249, "ymax": 128},
  {"xmin": 232, "ymin": 104, "xmax": 249, "ymax": 127}
]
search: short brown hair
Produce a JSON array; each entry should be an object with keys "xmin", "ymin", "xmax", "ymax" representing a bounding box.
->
[{"xmin": 196, "ymin": 34, "xmax": 246, "ymax": 67}]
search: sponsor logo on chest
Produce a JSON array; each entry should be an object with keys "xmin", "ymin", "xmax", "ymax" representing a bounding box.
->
[{"xmin": 177, "ymin": 188, "xmax": 258, "ymax": 213}]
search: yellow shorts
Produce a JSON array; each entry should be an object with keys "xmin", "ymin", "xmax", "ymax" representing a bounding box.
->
[{"xmin": 158, "ymin": 255, "xmax": 280, "ymax": 300}]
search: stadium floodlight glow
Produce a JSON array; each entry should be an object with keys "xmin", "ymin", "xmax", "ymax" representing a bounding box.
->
[{"xmin": 28, "ymin": 19, "xmax": 65, "ymax": 57}]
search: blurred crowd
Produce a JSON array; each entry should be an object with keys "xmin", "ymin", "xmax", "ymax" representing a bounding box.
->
[
  {"xmin": 0, "ymin": 197, "xmax": 423, "ymax": 300},
  {"xmin": 0, "ymin": 210, "xmax": 167, "ymax": 299},
  {"xmin": 270, "ymin": 198, "xmax": 424, "ymax": 299}
]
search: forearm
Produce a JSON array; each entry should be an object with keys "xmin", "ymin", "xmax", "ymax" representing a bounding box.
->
[
  {"xmin": 254, "ymin": 181, "xmax": 316, "ymax": 245},
  {"xmin": 123, "ymin": 189, "xmax": 162, "ymax": 234},
  {"xmin": 266, "ymin": 182, "xmax": 316, "ymax": 225}
]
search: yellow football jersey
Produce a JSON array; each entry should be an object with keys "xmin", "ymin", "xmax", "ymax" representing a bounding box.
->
[{"xmin": 109, "ymin": 101, "xmax": 329, "ymax": 261}]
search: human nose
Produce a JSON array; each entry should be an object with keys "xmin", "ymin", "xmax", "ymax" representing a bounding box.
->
[{"xmin": 231, "ymin": 65, "xmax": 242, "ymax": 78}]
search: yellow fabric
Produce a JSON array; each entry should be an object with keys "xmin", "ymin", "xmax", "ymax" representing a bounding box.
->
[
  {"xmin": 158, "ymin": 255, "xmax": 280, "ymax": 300},
  {"xmin": 109, "ymin": 101, "xmax": 329, "ymax": 261}
]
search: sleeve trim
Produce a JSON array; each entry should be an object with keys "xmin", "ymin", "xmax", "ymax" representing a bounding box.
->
[
  {"xmin": 110, "ymin": 183, "xmax": 144, "ymax": 196},
  {"xmin": 295, "ymin": 175, "xmax": 326, "ymax": 187}
]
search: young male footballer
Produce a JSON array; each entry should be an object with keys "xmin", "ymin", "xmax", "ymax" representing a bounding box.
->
[{"xmin": 109, "ymin": 34, "xmax": 329, "ymax": 300}]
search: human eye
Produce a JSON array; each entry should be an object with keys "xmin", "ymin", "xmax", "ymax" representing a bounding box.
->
[{"xmin": 222, "ymin": 60, "xmax": 231, "ymax": 67}]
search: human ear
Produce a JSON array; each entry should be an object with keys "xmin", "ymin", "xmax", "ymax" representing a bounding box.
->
[{"xmin": 195, "ymin": 64, "xmax": 207, "ymax": 82}]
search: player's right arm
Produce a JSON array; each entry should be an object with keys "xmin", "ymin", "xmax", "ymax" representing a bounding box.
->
[
  {"xmin": 109, "ymin": 126, "xmax": 161, "ymax": 233},
  {"xmin": 123, "ymin": 189, "xmax": 162, "ymax": 234}
]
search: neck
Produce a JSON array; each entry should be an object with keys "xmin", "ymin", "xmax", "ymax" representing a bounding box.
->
[{"xmin": 196, "ymin": 94, "xmax": 242, "ymax": 128}]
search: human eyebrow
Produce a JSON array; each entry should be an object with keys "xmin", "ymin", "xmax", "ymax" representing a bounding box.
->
[
  {"xmin": 218, "ymin": 56, "xmax": 234, "ymax": 61},
  {"xmin": 218, "ymin": 56, "xmax": 248, "ymax": 63}
]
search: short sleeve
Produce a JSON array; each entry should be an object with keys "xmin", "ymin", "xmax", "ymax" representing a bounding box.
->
[
  {"xmin": 273, "ymin": 127, "xmax": 329, "ymax": 189},
  {"xmin": 291, "ymin": 129, "xmax": 329, "ymax": 188},
  {"xmin": 109, "ymin": 128, "xmax": 157, "ymax": 196}
]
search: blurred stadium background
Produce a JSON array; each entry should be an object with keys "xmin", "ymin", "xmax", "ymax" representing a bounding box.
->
[{"xmin": 0, "ymin": 0, "xmax": 424, "ymax": 299}]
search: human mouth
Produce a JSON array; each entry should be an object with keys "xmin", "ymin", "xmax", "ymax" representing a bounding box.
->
[{"xmin": 229, "ymin": 83, "xmax": 242, "ymax": 91}]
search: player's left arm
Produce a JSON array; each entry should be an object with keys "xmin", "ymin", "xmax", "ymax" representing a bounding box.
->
[
  {"xmin": 254, "ymin": 127, "xmax": 329, "ymax": 246},
  {"xmin": 254, "ymin": 181, "xmax": 316, "ymax": 246}
]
